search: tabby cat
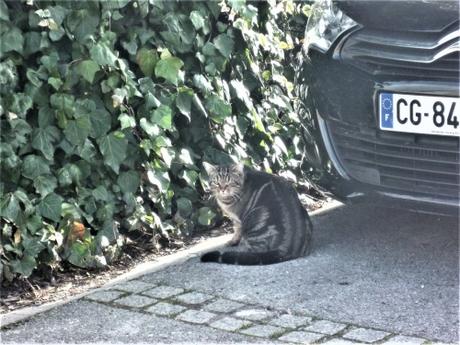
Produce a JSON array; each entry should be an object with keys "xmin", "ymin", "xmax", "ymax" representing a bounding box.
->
[{"xmin": 201, "ymin": 163, "xmax": 313, "ymax": 265}]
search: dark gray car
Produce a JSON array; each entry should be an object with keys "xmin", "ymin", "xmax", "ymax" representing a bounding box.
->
[{"xmin": 297, "ymin": 0, "xmax": 459, "ymax": 214}]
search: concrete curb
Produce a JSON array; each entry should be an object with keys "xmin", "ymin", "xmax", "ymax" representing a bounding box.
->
[{"xmin": 0, "ymin": 200, "xmax": 344, "ymax": 328}]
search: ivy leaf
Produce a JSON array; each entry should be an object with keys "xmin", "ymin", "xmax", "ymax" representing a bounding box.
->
[
  {"xmin": 193, "ymin": 74, "xmax": 213, "ymax": 94},
  {"xmin": 0, "ymin": 27, "xmax": 24, "ymax": 54},
  {"xmin": 66, "ymin": 8, "xmax": 99, "ymax": 42},
  {"xmin": 230, "ymin": 79, "xmax": 253, "ymax": 110},
  {"xmin": 77, "ymin": 139, "xmax": 97, "ymax": 162},
  {"xmin": 22, "ymin": 155, "xmax": 50, "ymax": 179},
  {"xmin": 0, "ymin": 0, "xmax": 9, "ymax": 21},
  {"xmin": 99, "ymin": 131, "xmax": 128, "ymax": 173},
  {"xmin": 198, "ymin": 207, "xmax": 216, "ymax": 226},
  {"xmin": 151, "ymin": 105, "xmax": 173, "ymax": 130},
  {"xmin": 33, "ymin": 175, "xmax": 58, "ymax": 197},
  {"xmin": 190, "ymin": 11, "xmax": 205, "ymax": 30},
  {"xmin": 64, "ymin": 116, "xmax": 91, "ymax": 146},
  {"xmin": 66, "ymin": 241, "xmax": 94, "ymax": 268},
  {"xmin": 118, "ymin": 113, "xmax": 136, "ymax": 129},
  {"xmin": 177, "ymin": 197, "xmax": 192, "ymax": 217},
  {"xmin": 38, "ymin": 193, "xmax": 63, "ymax": 222},
  {"xmin": 102, "ymin": 0, "xmax": 130, "ymax": 9},
  {"xmin": 136, "ymin": 48, "xmax": 159, "ymax": 77},
  {"xmin": 89, "ymin": 108, "xmax": 111, "ymax": 138},
  {"xmin": 0, "ymin": 193, "xmax": 20, "ymax": 223},
  {"xmin": 147, "ymin": 170, "xmax": 170, "ymax": 193},
  {"xmin": 22, "ymin": 233, "xmax": 46, "ymax": 256},
  {"xmin": 117, "ymin": 171, "xmax": 140, "ymax": 194},
  {"xmin": 31, "ymin": 127, "xmax": 56, "ymax": 160},
  {"xmin": 77, "ymin": 60, "xmax": 100, "ymax": 83},
  {"xmin": 154, "ymin": 56, "xmax": 183, "ymax": 85},
  {"xmin": 140, "ymin": 118, "xmax": 160, "ymax": 136},
  {"xmin": 48, "ymin": 77, "xmax": 63, "ymax": 90},
  {"xmin": 205, "ymin": 94, "xmax": 232, "ymax": 123},
  {"xmin": 10, "ymin": 93, "xmax": 33, "ymax": 117},
  {"xmin": 214, "ymin": 33, "xmax": 234, "ymax": 58},
  {"xmin": 176, "ymin": 88, "xmax": 193, "ymax": 121},
  {"xmin": 90, "ymin": 42, "xmax": 118, "ymax": 67},
  {"xmin": 10, "ymin": 255, "xmax": 37, "ymax": 278},
  {"xmin": 92, "ymin": 186, "xmax": 109, "ymax": 201}
]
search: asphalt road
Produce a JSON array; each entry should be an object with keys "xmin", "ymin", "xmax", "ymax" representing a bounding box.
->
[
  {"xmin": 141, "ymin": 203, "xmax": 459, "ymax": 343},
  {"xmin": 1, "ymin": 203, "xmax": 458, "ymax": 343}
]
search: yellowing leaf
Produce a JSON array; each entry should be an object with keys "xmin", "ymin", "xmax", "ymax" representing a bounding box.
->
[{"xmin": 14, "ymin": 230, "xmax": 21, "ymax": 245}]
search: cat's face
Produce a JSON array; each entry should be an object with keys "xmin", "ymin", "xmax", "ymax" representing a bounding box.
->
[{"xmin": 204, "ymin": 163, "xmax": 245, "ymax": 204}]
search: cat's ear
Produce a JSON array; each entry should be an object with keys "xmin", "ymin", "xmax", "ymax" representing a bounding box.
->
[
  {"xmin": 231, "ymin": 163, "xmax": 244, "ymax": 175},
  {"xmin": 203, "ymin": 162, "xmax": 217, "ymax": 176}
]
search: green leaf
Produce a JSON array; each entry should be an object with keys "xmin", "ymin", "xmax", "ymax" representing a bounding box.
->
[
  {"xmin": 0, "ymin": 0, "xmax": 9, "ymax": 21},
  {"xmin": 50, "ymin": 93, "xmax": 75, "ymax": 117},
  {"xmin": 38, "ymin": 193, "xmax": 63, "ymax": 222},
  {"xmin": 33, "ymin": 175, "xmax": 57, "ymax": 197},
  {"xmin": 77, "ymin": 60, "xmax": 100, "ymax": 83},
  {"xmin": 64, "ymin": 116, "xmax": 91, "ymax": 146},
  {"xmin": 10, "ymin": 93, "xmax": 33, "ymax": 117},
  {"xmin": 214, "ymin": 34, "xmax": 234, "ymax": 58},
  {"xmin": 1, "ymin": 27, "xmax": 23, "ymax": 54},
  {"xmin": 178, "ymin": 148, "xmax": 194, "ymax": 166},
  {"xmin": 48, "ymin": 77, "xmax": 63, "ymax": 90},
  {"xmin": 177, "ymin": 197, "xmax": 192, "ymax": 216},
  {"xmin": 24, "ymin": 31, "xmax": 42, "ymax": 56},
  {"xmin": 38, "ymin": 107, "xmax": 54, "ymax": 128},
  {"xmin": 31, "ymin": 127, "xmax": 56, "ymax": 160},
  {"xmin": 117, "ymin": 171, "xmax": 140, "ymax": 194},
  {"xmin": 193, "ymin": 74, "xmax": 213, "ymax": 94},
  {"xmin": 10, "ymin": 255, "xmax": 37, "ymax": 278},
  {"xmin": 136, "ymin": 48, "xmax": 159, "ymax": 77},
  {"xmin": 66, "ymin": 8, "xmax": 99, "ymax": 42},
  {"xmin": 22, "ymin": 234, "xmax": 46, "ymax": 256},
  {"xmin": 89, "ymin": 108, "xmax": 111, "ymax": 138},
  {"xmin": 118, "ymin": 113, "xmax": 136, "ymax": 129},
  {"xmin": 0, "ymin": 193, "xmax": 20, "ymax": 223},
  {"xmin": 190, "ymin": 11, "xmax": 205, "ymax": 30},
  {"xmin": 230, "ymin": 79, "xmax": 253, "ymax": 110},
  {"xmin": 198, "ymin": 207, "xmax": 216, "ymax": 226},
  {"xmin": 180, "ymin": 169, "xmax": 199, "ymax": 187},
  {"xmin": 205, "ymin": 95, "xmax": 232, "ymax": 123},
  {"xmin": 176, "ymin": 88, "xmax": 193, "ymax": 121},
  {"xmin": 77, "ymin": 139, "xmax": 97, "ymax": 161},
  {"xmin": 90, "ymin": 42, "xmax": 118, "ymax": 67},
  {"xmin": 154, "ymin": 56, "xmax": 183, "ymax": 85},
  {"xmin": 22, "ymin": 155, "xmax": 50, "ymax": 179},
  {"xmin": 151, "ymin": 105, "xmax": 173, "ymax": 130},
  {"xmin": 99, "ymin": 131, "xmax": 128, "ymax": 173},
  {"xmin": 93, "ymin": 186, "xmax": 109, "ymax": 201},
  {"xmin": 102, "ymin": 0, "xmax": 130, "ymax": 9},
  {"xmin": 147, "ymin": 170, "xmax": 170, "ymax": 193},
  {"xmin": 140, "ymin": 118, "xmax": 160, "ymax": 136},
  {"xmin": 66, "ymin": 241, "xmax": 94, "ymax": 268}
]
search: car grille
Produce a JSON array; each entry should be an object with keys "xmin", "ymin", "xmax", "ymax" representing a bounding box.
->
[
  {"xmin": 328, "ymin": 120, "xmax": 460, "ymax": 200},
  {"xmin": 339, "ymin": 21, "xmax": 460, "ymax": 81}
]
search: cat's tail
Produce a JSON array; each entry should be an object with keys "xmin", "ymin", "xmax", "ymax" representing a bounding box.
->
[{"xmin": 200, "ymin": 250, "xmax": 288, "ymax": 265}]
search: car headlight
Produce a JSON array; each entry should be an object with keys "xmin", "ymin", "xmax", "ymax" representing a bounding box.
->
[{"xmin": 304, "ymin": 0, "xmax": 358, "ymax": 54}]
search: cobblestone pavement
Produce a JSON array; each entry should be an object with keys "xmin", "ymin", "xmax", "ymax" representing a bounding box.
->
[{"xmin": 72, "ymin": 279, "xmax": 437, "ymax": 344}]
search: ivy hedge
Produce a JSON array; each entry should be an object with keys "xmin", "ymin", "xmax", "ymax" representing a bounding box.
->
[{"xmin": 0, "ymin": 0, "xmax": 312, "ymax": 281}]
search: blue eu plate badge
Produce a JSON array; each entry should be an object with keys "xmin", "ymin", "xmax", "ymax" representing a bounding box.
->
[{"xmin": 380, "ymin": 93, "xmax": 393, "ymax": 129}]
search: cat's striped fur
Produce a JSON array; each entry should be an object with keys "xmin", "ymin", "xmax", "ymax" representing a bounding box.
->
[{"xmin": 201, "ymin": 163, "xmax": 313, "ymax": 265}]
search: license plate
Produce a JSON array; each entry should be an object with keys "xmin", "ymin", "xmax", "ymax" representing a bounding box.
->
[{"xmin": 379, "ymin": 92, "xmax": 460, "ymax": 137}]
